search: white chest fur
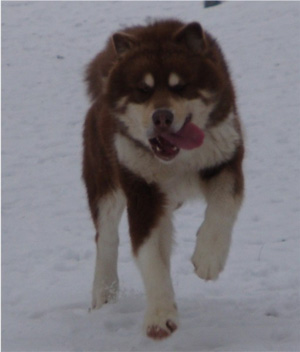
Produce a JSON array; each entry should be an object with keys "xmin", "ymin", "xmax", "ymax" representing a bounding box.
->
[{"xmin": 114, "ymin": 112, "xmax": 241, "ymax": 206}]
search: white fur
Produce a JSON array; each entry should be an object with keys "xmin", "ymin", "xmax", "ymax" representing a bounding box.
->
[
  {"xmin": 168, "ymin": 72, "xmax": 181, "ymax": 87},
  {"xmin": 116, "ymin": 103, "xmax": 151, "ymax": 146},
  {"xmin": 198, "ymin": 89, "xmax": 215, "ymax": 101},
  {"xmin": 144, "ymin": 73, "xmax": 155, "ymax": 88},
  {"xmin": 191, "ymin": 171, "xmax": 243, "ymax": 280},
  {"xmin": 92, "ymin": 190, "xmax": 125, "ymax": 309},
  {"xmin": 115, "ymin": 111, "xmax": 240, "ymax": 185}
]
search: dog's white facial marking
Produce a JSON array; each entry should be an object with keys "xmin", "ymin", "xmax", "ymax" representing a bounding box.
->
[
  {"xmin": 144, "ymin": 73, "xmax": 155, "ymax": 89},
  {"xmin": 168, "ymin": 72, "xmax": 181, "ymax": 88},
  {"xmin": 115, "ymin": 96, "xmax": 128, "ymax": 110},
  {"xmin": 198, "ymin": 89, "xmax": 212, "ymax": 99},
  {"xmin": 116, "ymin": 102, "xmax": 152, "ymax": 145},
  {"xmin": 197, "ymin": 89, "xmax": 215, "ymax": 105}
]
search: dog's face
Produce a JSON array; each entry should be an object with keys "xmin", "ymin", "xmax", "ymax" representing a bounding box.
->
[{"xmin": 106, "ymin": 22, "xmax": 225, "ymax": 162}]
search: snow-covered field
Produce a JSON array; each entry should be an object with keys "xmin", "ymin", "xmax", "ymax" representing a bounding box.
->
[{"xmin": 2, "ymin": 1, "xmax": 300, "ymax": 351}]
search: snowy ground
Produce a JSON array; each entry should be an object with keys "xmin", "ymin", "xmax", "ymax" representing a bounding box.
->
[{"xmin": 2, "ymin": 1, "xmax": 300, "ymax": 351}]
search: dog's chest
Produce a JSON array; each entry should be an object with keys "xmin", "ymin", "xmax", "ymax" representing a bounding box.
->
[
  {"xmin": 115, "ymin": 133, "xmax": 204, "ymax": 205},
  {"xmin": 160, "ymin": 171, "xmax": 203, "ymax": 209}
]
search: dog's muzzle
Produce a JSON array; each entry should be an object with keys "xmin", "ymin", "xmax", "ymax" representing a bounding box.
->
[{"xmin": 149, "ymin": 109, "xmax": 205, "ymax": 162}]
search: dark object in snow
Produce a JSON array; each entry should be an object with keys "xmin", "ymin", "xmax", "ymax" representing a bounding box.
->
[
  {"xmin": 56, "ymin": 55, "xmax": 64, "ymax": 60},
  {"xmin": 204, "ymin": 1, "xmax": 222, "ymax": 8}
]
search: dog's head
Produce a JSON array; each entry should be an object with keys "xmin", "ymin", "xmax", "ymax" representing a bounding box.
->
[{"xmin": 106, "ymin": 20, "xmax": 230, "ymax": 162}]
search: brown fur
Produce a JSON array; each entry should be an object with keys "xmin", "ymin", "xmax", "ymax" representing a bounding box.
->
[
  {"xmin": 120, "ymin": 166, "xmax": 166, "ymax": 254},
  {"xmin": 82, "ymin": 102, "xmax": 118, "ymax": 225},
  {"xmin": 85, "ymin": 20, "xmax": 236, "ymax": 128}
]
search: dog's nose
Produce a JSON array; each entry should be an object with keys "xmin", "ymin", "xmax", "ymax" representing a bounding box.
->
[{"xmin": 152, "ymin": 109, "xmax": 174, "ymax": 128}]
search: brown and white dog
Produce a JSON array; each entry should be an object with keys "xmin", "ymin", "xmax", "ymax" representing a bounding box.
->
[{"xmin": 82, "ymin": 19, "xmax": 244, "ymax": 340}]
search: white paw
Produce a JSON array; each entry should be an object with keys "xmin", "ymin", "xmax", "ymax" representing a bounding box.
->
[
  {"xmin": 144, "ymin": 303, "xmax": 178, "ymax": 340},
  {"xmin": 191, "ymin": 232, "xmax": 230, "ymax": 281},
  {"xmin": 91, "ymin": 279, "xmax": 119, "ymax": 310}
]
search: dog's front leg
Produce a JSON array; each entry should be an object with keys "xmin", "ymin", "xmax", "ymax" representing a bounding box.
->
[
  {"xmin": 122, "ymin": 169, "xmax": 178, "ymax": 339},
  {"xmin": 192, "ymin": 168, "xmax": 244, "ymax": 281},
  {"xmin": 135, "ymin": 216, "xmax": 178, "ymax": 340}
]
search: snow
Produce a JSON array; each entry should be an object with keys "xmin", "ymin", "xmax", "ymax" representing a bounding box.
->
[{"xmin": 2, "ymin": 1, "xmax": 300, "ymax": 351}]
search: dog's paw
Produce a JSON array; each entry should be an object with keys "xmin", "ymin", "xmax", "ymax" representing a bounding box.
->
[
  {"xmin": 91, "ymin": 280, "xmax": 119, "ymax": 310},
  {"xmin": 191, "ymin": 235, "xmax": 230, "ymax": 281},
  {"xmin": 191, "ymin": 250, "xmax": 225, "ymax": 281},
  {"xmin": 144, "ymin": 304, "xmax": 178, "ymax": 340}
]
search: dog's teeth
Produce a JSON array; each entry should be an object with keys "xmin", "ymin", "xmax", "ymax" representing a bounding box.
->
[
  {"xmin": 172, "ymin": 146, "xmax": 178, "ymax": 151},
  {"xmin": 156, "ymin": 146, "xmax": 162, "ymax": 152}
]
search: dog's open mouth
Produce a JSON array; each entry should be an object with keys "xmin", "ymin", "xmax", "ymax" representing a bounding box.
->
[
  {"xmin": 149, "ymin": 115, "xmax": 205, "ymax": 161},
  {"xmin": 149, "ymin": 136, "xmax": 180, "ymax": 161}
]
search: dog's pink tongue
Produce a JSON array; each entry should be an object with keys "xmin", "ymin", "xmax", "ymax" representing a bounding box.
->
[{"xmin": 162, "ymin": 121, "xmax": 205, "ymax": 150}]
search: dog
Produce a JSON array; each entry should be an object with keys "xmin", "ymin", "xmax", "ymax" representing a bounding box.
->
[{"xmin": 82, "ymin": 19, "xmax": 244, "ymax": 340}]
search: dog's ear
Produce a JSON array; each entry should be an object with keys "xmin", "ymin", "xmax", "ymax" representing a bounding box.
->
[
  {"xmin": 174, "ymin": 22, "xmax": 207, "ymax": 53},
  {"xmin": 112, "ymin": 32, "xmax": 138, "ymax": 56}
]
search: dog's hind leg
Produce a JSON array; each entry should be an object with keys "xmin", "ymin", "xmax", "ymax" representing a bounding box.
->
[{"xmin": 91, "ymin": 189, "xmax": 125, "ymax": 309}]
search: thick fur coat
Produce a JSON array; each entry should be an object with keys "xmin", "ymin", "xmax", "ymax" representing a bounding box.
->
[{"xmin": 82, "ymin": 19, "xmax": 244, "ymax": 339}]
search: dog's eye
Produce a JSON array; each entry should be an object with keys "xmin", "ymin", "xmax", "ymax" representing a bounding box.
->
[
  {"xmin": 170, "ymin": 83, "xmax": 187, "ymax": 94},
  {"xmin": 137, "ymin": 83, "xmax": 153, "ymax": 95}
]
